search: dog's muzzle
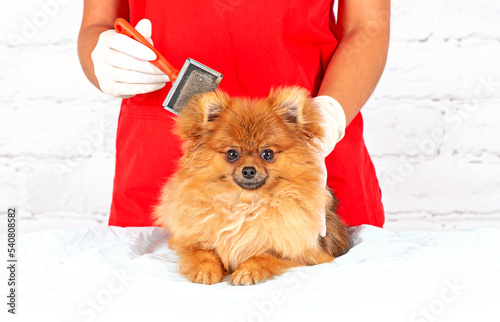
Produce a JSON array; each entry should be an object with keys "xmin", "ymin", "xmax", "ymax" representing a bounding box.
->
[{"xmin": 233, "ymin": 166, "xmax": 267, "ymax": 190}]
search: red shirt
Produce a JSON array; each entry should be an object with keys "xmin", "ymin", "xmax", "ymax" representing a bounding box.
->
[{"xmin": 109, "ymin": 0, "xmax": 384, "ymax": 227}]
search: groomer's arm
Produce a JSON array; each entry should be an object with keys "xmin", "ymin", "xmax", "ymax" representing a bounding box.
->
[
  {"xmin": 78, "ymin": 1, "xmax": 168, "ymax": 97},
  {"xmin": 78, "ymin": 0, "xmax": 129, "ymax": 89},
  {"xmin": 318, "ymin": 0, "xmax": 390, "ymax": 125}
]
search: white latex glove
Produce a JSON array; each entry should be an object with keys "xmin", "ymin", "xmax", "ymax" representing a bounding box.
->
[
  {"xmin": 312, "ymin": 95, "xmax": 347, "ymax": 237},
  {"xmin": 91, "ymin": 19, "xmax": 170, "ymax": 98}
]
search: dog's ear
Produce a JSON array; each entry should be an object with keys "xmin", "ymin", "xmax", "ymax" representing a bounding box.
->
[
  {"xmin": 267, "ymin": 86, "xmax": 323, "ymax": 140},
  {"xmin": 175, "ymin": 90, "xmax": 230, "ymax": 141},
  {"xmin": 268, "ymin": 86, "xmax": 310, "ymax": 124},
  {"xmin": 197, "ymin": 91, "xmax": 229, "ymax": 123}
]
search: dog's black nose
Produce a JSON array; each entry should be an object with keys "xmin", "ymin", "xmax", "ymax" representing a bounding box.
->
[{"xmin": 242, "ymin": 166, "xmax": 256, "ymax": 179}]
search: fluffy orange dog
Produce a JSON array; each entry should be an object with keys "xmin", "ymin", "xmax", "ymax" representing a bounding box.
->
[{"xmin": 154, "ymin": 87, "xmax": 350, "ymax": 285}]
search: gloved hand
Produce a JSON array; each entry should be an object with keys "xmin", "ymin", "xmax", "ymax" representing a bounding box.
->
[
  {"xmin": 91, "ymin": 19, "xmax": 170, "ymax": 98},
  {"xmin": 312, "ymin": 95, "xmax": 347, "ymax": 237}
]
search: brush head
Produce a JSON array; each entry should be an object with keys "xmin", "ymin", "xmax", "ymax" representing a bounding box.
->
[{"xmin": 163, "ymin": 58, "xmax": 223, "ymax": 115}]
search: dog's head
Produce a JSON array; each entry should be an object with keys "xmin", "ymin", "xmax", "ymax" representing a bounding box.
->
[{"xmin": 175, "ymin": 87, "xmax": 324, "ymax": 192}]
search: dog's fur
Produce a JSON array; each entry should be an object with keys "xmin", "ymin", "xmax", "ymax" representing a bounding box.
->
[{"xmin": 154, "ymin": 87, "xmax": 351, "ymax": 285}]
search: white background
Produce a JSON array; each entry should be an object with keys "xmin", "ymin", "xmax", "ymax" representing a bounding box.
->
[{"xmin": 0, "ymin": 0, "xmax": 499, "ymax": 233}]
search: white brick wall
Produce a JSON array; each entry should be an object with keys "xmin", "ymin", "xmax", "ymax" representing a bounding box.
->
[
  {"xmin": 1, "ymin": 0, "xmax": 119, "ymax": 233},
  {"xmin": 1, "ymin": 0, "xmax": 499, "ymax": 233},
  {"xmin": 366, "ymin": 0, "xmax": 500, "ymax": 230}
]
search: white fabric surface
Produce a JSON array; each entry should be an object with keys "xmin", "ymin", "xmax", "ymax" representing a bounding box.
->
[{"xmin": 2, "ymin": 225, "xmax": 499, "ymax": 322}]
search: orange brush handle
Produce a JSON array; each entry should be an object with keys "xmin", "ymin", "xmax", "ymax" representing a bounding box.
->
[{"xmin": 114, "ymin": 18, "xmax": 178, "ymax": 82}]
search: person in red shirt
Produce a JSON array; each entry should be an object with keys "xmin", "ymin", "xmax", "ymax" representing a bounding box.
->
[{"xmin": 78, "ymin": 0, "xmax": 390, "ymax": 229}]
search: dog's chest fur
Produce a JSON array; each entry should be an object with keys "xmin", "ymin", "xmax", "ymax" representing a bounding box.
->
[{"xmin": 198, "ymin": 190, "xmax": 319, "ymax": 272}]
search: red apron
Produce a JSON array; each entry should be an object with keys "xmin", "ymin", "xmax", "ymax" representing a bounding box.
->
[{"xmin": 109, "ymin": 0, "xmax": 384, "ymax": 228}]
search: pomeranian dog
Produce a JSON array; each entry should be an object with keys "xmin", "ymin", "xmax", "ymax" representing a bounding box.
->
[{"xmin": 154, "ymin": 86, "xmax": 351, "ymax": 285}]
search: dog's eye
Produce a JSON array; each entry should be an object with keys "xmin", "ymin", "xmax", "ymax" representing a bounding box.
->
[
  {"xmin": 226, "ymin": 149, "xmax": 240, "ymax": 162},
  {"xmin": 260, "ymin": 149, "xmax": 275, "ymax": 162}
]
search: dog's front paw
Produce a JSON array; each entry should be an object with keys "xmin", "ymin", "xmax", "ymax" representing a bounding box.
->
[
  {"xmin": 231, "ymin": 254, "xmax": 300, "ymax": 285},
  {"xmin": 177, "ymin": 248, "xmax": 225, "ymax": 285},
  {"xmin": 187, "ymin": 264, "xmax": 225, "ymax": 285},
  {"xmin": 231, "ymin": 266, "xmax": 272, "ymax": 285}
]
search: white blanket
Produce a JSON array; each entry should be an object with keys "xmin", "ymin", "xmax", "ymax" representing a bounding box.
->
[{"xmin": 2, "ymin": 225, "xmax": 499, "ymax": 322}]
